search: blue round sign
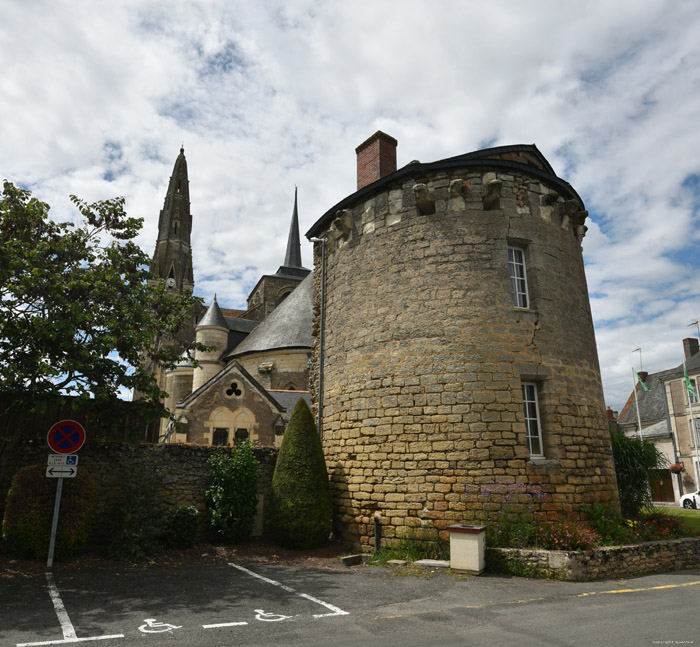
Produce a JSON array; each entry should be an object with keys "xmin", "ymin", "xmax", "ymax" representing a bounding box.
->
[{"xmin": 47, "ymin": 420, "xmax": 86, "ymax": 454}]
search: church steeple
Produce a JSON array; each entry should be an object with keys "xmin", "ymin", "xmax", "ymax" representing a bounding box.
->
[
  {"xmin": 276, "ymin": 187, "xmax": 308, "ymax": 277},
  {"xmin": 284, "ymin": 187, "xmax": 302, "ymax": 269},
  {"xmin": 150, "ymin": 147, "xmax": 194, "ymax": 293}
]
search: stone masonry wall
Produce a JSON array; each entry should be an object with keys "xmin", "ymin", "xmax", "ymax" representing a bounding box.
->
[
  {"xmin": 3, "ymin": 439, "xmax": 277, "ymax": 543},
  {"xmin": 488, "ymin": 536, "xmax": 700, "ymax": 581},
  {"xmin": 312, "ymin": 160, "xmax": 620, "ymax": 550}
]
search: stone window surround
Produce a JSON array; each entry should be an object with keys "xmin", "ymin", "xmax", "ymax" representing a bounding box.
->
[{"xmin": 203, "ymin": 406, "xmax": 258, "ymax": 446}]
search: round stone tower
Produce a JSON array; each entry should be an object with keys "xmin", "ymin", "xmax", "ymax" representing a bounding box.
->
[{"xmin": 306, "ymin": 133, "xmax": 619, "ymax": 550}]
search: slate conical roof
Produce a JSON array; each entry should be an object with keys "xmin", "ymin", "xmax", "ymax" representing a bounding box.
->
[
  {"xmin": 284, "ymin": 187, "xmax": 303, "ymax": 268},
  {"xmin": 197, "ymin": 295, "xmax": 228, "ymax": 330},
  {"xmin": 225, "ymin": 272, "xmax": 313, "ymax": 358}
]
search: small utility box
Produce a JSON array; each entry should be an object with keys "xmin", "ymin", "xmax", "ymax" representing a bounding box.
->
[{"xmin": 447, "ymin": 524, "xmax": 486, "ymax": 574}]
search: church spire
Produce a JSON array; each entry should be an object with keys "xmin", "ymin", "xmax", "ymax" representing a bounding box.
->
[
  {"xmin": 150, "ymin": 147, "xmax": 194, "ymax": 293},
  {"xmin": 283, "ymin": 187, "xmax": 303, "ymax": 269}
]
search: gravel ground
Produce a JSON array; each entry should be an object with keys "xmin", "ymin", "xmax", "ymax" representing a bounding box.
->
[{"xmin": 0, "ymin": 536, "xmax": 350, "ymax": 579}]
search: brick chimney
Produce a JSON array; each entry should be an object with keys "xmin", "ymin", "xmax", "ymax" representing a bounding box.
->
[
  {"xmin": 636, "ymin": 371, "xmax": 648, "ymax": 386},
  {"xmin": 356, "ymin": 131, "xmax": 398, "ymax": 190},
  {"xmin": 683, "ymin": 337, "xmax": 700, "ymax": 359}
]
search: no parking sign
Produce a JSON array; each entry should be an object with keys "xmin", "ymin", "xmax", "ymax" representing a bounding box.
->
[
  {"xmin": 47, "ymin": 420, "xmax": 86, "ymax": 454},
  {"xmin": 45, "ymin": 419, "xmax": 86, "ymax": 569}
]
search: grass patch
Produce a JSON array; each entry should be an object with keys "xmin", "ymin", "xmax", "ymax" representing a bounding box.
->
[{"xmin": 371, "ymin": 534, "xmax": 449, "ymax": 566}]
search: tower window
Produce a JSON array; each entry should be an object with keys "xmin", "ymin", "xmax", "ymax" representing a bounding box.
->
[
  {"xmin": 521, "ymin": 382, "xmax": 544, "ymax": 458},
  {"xmin": 508, "ymin": 247, "xmax": 529, "ymax": 309}
]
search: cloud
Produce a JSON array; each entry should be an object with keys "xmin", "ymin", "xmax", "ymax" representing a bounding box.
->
[{"xmin": 1, "ymin": 0, "xmax": 699, "ymax": 411}]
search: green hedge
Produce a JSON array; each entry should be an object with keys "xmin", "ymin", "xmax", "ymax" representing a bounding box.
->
[
  {"xmin": 269, "ymin": 399, "xmax": 332, "ymax": 548},
  {"xmin": 2, "ymin": 464, "xmax": 96, "ymax": 560}
]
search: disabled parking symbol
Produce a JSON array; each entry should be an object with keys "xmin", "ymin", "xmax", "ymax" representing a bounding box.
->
[
  {"xmin": 254, "ymin": 609, "xmax": 293, "ymax": 622},
  {"xmin": 139, "ymin": 618, "xmax": 182, "ymax": 633}
]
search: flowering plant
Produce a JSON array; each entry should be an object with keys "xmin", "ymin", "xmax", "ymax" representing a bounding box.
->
[
  {"xmin": 466, "ymin": 482, "xmax": 548, "ymax": 548},
  {"xmin": 533, "ymin": 521, "xmax": 599, "ymax": 551}
]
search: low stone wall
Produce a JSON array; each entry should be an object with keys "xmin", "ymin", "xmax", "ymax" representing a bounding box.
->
[
  {"xmin": 2, "ymin": 439, "xmax": 278, "ymax": 543},
  {"xmin": 487, "ymin": 536, "xmax": 700, "ymax": 581}
]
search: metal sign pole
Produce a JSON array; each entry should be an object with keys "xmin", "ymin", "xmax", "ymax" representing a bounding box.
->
[{"xmin": 46, "ymin": 477, "xmax": 64, "ymax": 570}]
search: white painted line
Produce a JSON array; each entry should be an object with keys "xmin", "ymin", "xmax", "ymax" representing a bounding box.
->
[
  {"xmin": 46, "ymin": 573, "xmax": 77, "ymax": 640},
  {"xmin": 16, "ymin": 573, "xmax": 125, "ymax": 647},
  {"xmin": 202, "ymin": 622, "xmax": 249, "ymax": 629},
  {"xmin": 298, "ymin": 592, "xmax": 350, "ymax": 619},
  {"xmin": 17, "ymin": 636, "xmax": 125, "ymax": 647},
  {"xmin": 228, "ymin": 563, "xmax": 349, "ymax": 619}
]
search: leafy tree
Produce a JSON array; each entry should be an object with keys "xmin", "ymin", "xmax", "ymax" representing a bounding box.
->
[
  {"xmin": 206, "ymin": 441, "xmax": 260, "ymax": 542},
  {"xmin": 269, "ymin": 398, "xmax": 332, "ymax": 548},
  {"xmin": 0, "ymin": 181, "xmax": 202, "ymax": 479},
  {"xmin": 610, "ymin": 430, "xmax": 668, "ymax": 518}
]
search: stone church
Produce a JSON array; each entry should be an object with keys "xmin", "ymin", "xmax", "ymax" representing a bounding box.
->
[
  {"xmin": 150, "ymin": 147, "xmax": 312, "ymax": 448},
  {"xmin": 149, "ymin": 134, "xmax": 619, "ymax": 549}
]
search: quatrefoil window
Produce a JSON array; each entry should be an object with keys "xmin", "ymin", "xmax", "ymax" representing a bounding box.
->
[{"xmin": 226, "ymin": 382, "xmax": 242, "ymax": 397}]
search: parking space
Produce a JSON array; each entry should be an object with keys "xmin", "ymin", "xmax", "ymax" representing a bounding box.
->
[
  {"xmin": 4, "ymin": 562, "xmax": 699, "ymax": 647},
  {"xmin": 6, "ymin": 563, "xmax": 349, "ymax": 647}
]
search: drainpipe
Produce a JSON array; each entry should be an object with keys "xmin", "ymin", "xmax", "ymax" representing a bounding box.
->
[{"xmin": 309, "ymin": 237, "xmax": 326, "ymax": 438}]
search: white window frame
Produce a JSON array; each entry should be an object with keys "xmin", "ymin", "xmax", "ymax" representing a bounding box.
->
[
  {"xmin": 508, "ymin": 246, "xmax": 529, "ymax": 309},
  {"xmin": 522, "ymin": 382, "xmax": 544, "ymax": 458},
  {"xmin": 688, "ymin": 378, "xmax": 698, "ymax": 405}
]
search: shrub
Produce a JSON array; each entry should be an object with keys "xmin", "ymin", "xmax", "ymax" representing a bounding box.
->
[
  {"xmin": 579, "ymin": 501, "xmax": 634, "ymax": 545},
  {"xmin": 164, "ymin": 505, "xmax": 199, "ymax": 548},
  {"xmin": 269, "ymin": 398, "xmax": 332, "ymax": 548},
  {"xmin": 2, "ymin": 464, "xmax": 96, "ymax": 560},
  {"xmin": 106, "ymin": 453, "xmax": 166, "ymax": 559},
  {"xmin": 610, "ymin": 431, "xmax": 668, "ymax": 518},
  {"xmin": 206, "ymin": 440, "xmax": 260, "ymax": 543}
]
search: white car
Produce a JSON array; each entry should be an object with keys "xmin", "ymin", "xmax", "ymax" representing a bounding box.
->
[{"xmin": 680, "ymin": 490, "xmax": 700, "ymax": 509}]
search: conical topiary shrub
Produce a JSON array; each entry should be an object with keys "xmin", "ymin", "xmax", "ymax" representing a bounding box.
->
[{"xmin": 269, "ymin": 398, "xmax": 332, "ymax": 548}]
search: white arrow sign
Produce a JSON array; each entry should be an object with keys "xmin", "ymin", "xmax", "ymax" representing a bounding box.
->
[{"xmin": 45, "ymin": 466, "xmax": 77, "ymax": 478}]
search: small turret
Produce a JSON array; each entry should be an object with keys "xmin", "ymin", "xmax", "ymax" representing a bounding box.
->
[{"xmin": 192, "ymin": 296, "xmax": 229, "ymax": 392}]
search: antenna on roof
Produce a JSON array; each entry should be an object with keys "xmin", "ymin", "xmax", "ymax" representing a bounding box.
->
[
  {"xmin": 632, "ymin": 347, "xmax": 643, "ymax": 373},
  {"xmin": 689, "ymin": 321, "xmax": 700, "ymax": 339}
]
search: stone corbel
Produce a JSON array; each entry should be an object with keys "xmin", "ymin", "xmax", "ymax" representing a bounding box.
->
[
  {"xmin": 482, "ymin": 173, "xmax": 502, "ymax": 211},
  {"xmin": 560, "ymin": 199, "xmax": 588, "ymax": 231},
  {"xmin": 413, "ymin": 183, "xmax": 436, "ymax": 215},
  {"xmin": 332, "ymin": 210, "xmax": 353, "ymax": 242}
]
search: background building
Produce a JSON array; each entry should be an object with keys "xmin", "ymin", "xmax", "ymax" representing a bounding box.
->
[
  {"xmin": 618, "ymin": 338, "xmax": 700, "ymax": 502},
  {"xmin": 150, "ymin": 150, "xmax": 312, "ymax": 447}
]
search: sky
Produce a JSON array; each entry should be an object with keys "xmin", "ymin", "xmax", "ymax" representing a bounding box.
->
[{"xmin": 1, "ymin": 0, "xmax": 699, "ymax": 411}]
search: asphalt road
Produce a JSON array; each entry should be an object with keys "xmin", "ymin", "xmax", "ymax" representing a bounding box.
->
[{"xmin": 2, "ymin": 561, "xmax": 698, "ymax": 647}]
